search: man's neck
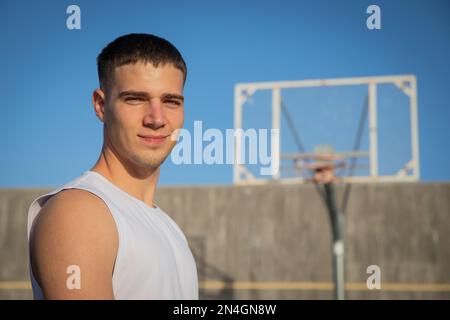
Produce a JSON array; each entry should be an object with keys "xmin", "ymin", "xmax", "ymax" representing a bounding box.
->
[{"xmin": 91, "ymin": 146, "xmax": 160, "ymax": 208}]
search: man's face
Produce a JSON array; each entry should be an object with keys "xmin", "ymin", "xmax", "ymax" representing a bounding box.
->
[{"xmin": 100, "ymin": 62, "xmax": 185, "ymax": 171}]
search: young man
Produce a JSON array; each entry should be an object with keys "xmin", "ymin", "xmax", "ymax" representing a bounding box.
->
[{"xmin": 26, "ymin": 34, "xmax": 198, "ymax": 299}]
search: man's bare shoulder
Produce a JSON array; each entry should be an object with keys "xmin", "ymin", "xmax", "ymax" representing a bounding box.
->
[
  {"xmin": 34, "ymin": 188, "xmax": 116, "ymax": 232},
  {"xmin": 32, "ymin": 188, "xmax": 119, "ymax": 252},
  {"xmin": 42, "ymin": 188, "xmax": 107, "ymax": 211},
  {"xmin": 30, "ymin": 188, "xmax": 118, "ymax": 299}
]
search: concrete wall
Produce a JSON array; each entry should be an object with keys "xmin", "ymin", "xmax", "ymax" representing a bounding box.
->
[{"xmin": 1, "ymin": 182, "xmax": 449, "ymax": 299}]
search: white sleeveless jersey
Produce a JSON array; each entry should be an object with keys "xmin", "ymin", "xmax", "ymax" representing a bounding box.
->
[{"xmin": 26, "ymin": 171, "xmax": 199, "ymax": 300}]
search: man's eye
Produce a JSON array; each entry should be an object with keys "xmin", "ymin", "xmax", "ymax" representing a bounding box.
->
[
  {"xmin": 125, "ymin": 97, "xmax": 144, "ymax": 103},
  {"xmin": 165, "ymin": 100, "xmax": 181, "ymax": 106}
]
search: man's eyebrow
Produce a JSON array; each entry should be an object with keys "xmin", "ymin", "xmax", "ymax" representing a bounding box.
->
[
  {"xmin": 161, "ymin": 93, "xmax": 184, "ymax": 102},
  {"xmin": 117, "ymin": 91, "xmax": 184, "ymax": 102},
  {"xmin": 118, "ymin": 91, "xmax": 150, "ymax": 98}
]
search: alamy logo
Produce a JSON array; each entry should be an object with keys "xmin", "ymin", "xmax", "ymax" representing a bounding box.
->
[
  {"xmin": 366, "ymin": 265, "xmax": 381, "ymax": 290},
  {"xmin": 66, "ymin": 5, "xmax": 81, "ymax": 30},
  {"xmin": 66, "ymin": 265, "xmax": 81, "ymax": 290},
  {"xmin": 366, "ymin": 5, "xmax": 381, "ymax": 30},
  {"xmin": 171, "ymin": 121, "xmax": 279, "ymax": 176}
]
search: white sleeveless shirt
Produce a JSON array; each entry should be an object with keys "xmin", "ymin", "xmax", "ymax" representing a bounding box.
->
[{"xmin": 27, "ymin": 171, "xmax": 199, "ymax": 300}]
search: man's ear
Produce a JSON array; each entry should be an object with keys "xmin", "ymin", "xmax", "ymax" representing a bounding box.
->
[{"xmin": 93, "ymin": 88, "xmax": 107, "ymax": 123}]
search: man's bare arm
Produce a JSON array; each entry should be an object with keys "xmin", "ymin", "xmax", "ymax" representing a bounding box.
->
[{"xmin": 30, "ymin": 189, "xmax": 118, "ymax": 299}]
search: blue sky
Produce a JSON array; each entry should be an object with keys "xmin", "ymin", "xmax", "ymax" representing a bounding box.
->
[{"xmin": 0, "ymin": 0, "xmax": 449, "ymax": 187}]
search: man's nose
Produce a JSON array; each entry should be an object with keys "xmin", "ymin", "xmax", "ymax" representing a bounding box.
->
[{"xmin": 143, "ymin": 99, "xmax": 165, "ymax": 129}]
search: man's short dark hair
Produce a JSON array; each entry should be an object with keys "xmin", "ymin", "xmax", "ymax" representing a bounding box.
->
[{"xmin": 97, "ymin": 33, "xmax": 187, "ymax": 92}]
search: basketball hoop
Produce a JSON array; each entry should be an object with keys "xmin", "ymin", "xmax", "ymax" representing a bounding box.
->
[{"xmin": 301, "ymin": 157, "xmax": 345, "ymax": 185}]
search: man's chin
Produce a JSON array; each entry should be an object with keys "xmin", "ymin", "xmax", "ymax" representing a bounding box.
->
[
  {"xmin": 135, "ymin": 154, "xmax": 170, "ymax": 170},
  {"xmin": 130, "ymin": 144, "xmax": 175, "ymax": 170}
]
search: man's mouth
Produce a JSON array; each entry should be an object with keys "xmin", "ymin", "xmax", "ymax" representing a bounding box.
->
[{"xmin": 137, "ymin": 134, "xmax": 169, "ymax": 146}]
